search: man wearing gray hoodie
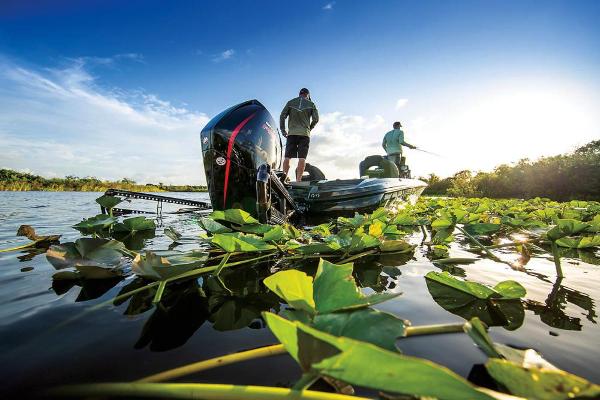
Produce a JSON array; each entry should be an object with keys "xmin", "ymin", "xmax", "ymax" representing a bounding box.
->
[{"xmin": 280, "ymin": 88, "xmax": 319, "ymax": 181}]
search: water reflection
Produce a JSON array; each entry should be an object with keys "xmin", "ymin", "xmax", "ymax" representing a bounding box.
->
[
  {"xmin": 52, "ymin": 276, "xmax": 124, "ymax": 302},
  {"xmin": 425, "ymin": 279, "xmax": 525, "ymax": 330},
  {"xmin": 109, "ymin": 261, "xmax": 281, "ymax": 351},
  {"xmin": 525, "ymin": 277, "xmax": 597, "ymax": 331},
  {"xmin": 135, "ymin": 280, "xmax": 210, "ymax": 351},
  {"xmin": 205, "ymin": 264, "xmax": 280, "ymax": 331}
]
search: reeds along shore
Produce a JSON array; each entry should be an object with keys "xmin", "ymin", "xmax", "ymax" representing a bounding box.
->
[{"xmin": 0, "ymin": 169, "xmax": 207, "ymax": 192}]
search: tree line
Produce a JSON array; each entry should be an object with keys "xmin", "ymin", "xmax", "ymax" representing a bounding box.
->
[
  {"xmin": 421, "ymin": 140, "xmax": 600, "ymax": 200},
  {"xmin": 0, "ymin": 169, "xmax": 208, "ymax": 192}
]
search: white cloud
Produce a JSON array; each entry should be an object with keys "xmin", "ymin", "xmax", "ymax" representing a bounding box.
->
[
  {"xmin": 212, "ymin": 49, "xmax": 235, "ymax": 63},
  {"xmin": 395, "ymin": 98, "xmax": 408, "ymax": 109},
  {"xmin": 302, "ymin": 111, "xmax": 387, "ymax": 179},
  {"xmin": 323, "ymin": 2, "xmax": 335, "ymax": 10},
  {"xmin": 0, "ymin": 57, "xmax": 209, "ymax": 185}
]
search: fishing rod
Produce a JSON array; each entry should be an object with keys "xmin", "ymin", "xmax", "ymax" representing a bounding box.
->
[{"xmin": 412, "ymin": 147, "xmax": 443, "ymax": 157}]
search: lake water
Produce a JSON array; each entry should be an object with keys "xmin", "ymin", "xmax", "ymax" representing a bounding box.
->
[{"xmin": 0, "ymin": 191, "xmax": 599, "ymax": 398}]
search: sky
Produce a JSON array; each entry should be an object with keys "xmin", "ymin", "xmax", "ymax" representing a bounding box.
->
[{"xmin": 0, "ymin": 0, "xmax": 599, "ymax": 184}]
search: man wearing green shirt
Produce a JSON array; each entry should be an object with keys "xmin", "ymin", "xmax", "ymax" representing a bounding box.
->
[
  {"xmin": 280, "ymin": 88, "xmax": 319, "ymax": 181},
  {"xmin": 382, "ymin": 121, "xmax": 416, "ymax": 172}
]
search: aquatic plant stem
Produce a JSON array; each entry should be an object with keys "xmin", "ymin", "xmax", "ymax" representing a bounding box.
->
[
  {"xmin": 0, "ymin": 242, "xmax": 35, "ymax": 252},
  {"xmin": 49, "ymin": 383, "xmax": 368, "ymax": 400},
  {"xmin": 293, "ymin": 373, "xmax": 320, "ymax": 391},
  {"xmin": 338, "ymin": 249, "xmax": 378, "ymax": 264},
  {"xmin": 550, "ymin": 241, "xmax": 564, "ymax": 278},
  {"xmin": 152, "ymin": 280, "xmax": 167, "ymax": 304},
  {"xmin": 213, "ymin": 253, "xmax": 232, "ymax": 276},
  {"xmin": 456, "ymin": 225, "xmax": 502, "ymax": 263},
  {"xmin": 139, "ymin": 344, "xmax": 286, "ymax": 383},
  {"xmin": 420, "ymin": 224, "xmax": 428, "ymax": 240},
  {"xmin": 405, "ymin": 322, "xmax": 466, "ymax": 337}
]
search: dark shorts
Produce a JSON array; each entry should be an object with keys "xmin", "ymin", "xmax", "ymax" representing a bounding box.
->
[{"xmin": 285, "ymin": 135, "xmax": 310, "ymax": 159}]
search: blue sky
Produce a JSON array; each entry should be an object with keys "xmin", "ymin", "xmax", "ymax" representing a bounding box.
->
[{"xmin": 1, "ymin": 0, "xmax": 599, "ymax": 184}]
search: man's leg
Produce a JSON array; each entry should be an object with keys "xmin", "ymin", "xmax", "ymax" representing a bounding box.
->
[
  {"xmin": 283, "ymin": 158, "xmax": 291, "ymax": 176},
  {"xmin": 296, "ymin": 158, "xmax": 306, "ymax": 182},
  {"xmin": 295, "ymin": 136, "xmax": 310, "ymax": 182}
]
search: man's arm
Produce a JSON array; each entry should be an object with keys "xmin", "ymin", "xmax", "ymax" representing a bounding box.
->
[
  {"xmin": 382, "ymin": 136, "xmax": 387, "ymax": 152},
  {"xmin": 400, "ymin": 130, "xmax": 416, "ymax": 149},
  {"xmin": 309, "ymin": 105, "xmax": 319, "ymax": 130},
  {"xmin": 280, "ymin": 104, "xmax": 290, "ymax": 136}
]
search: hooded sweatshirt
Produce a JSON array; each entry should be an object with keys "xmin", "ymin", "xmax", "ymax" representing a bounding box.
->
[{"xmin": 280, "ymin": 96, "xmax": 319, "ymax": 137}]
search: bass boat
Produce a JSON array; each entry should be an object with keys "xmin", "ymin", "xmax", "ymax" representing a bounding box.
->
[{"xmin": 201, "ymin": 100, "xmax": 426, "ymax": 223}]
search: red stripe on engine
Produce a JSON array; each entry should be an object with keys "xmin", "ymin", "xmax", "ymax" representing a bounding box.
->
[{"xmin": 223, "ymin": 112, "xmax": 257, "ymax": 207}]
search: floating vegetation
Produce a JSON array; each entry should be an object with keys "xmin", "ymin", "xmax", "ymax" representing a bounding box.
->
[{"xmin": 5, "ymin": 194, "xmax": 600, "ymax": 399}]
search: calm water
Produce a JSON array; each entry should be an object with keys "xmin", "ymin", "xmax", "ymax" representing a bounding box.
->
[{"xmin": 0, "ymin": 191, "xmax": 599, "ymax": 398}]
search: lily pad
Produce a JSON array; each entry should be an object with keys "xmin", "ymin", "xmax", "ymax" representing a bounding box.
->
[
  {"xmin": 113, "ymin": 216, "xmax": 156, "ymax": 232},
  {"xmin": 95, "ymin": 194, "xmax": 123, "ymax": 210},
  {"xmin": 210, "ymin": 209, "xmax": 259, "ymax": 225},
  {"xmin": 313, "ymin": 259, "xmax": 400, "ymax": 313},
  {"xmin": 313, "ymin": 308, "xmax": 406, "ymax": 351},
  {"xmin": 264, "ymin": 312, "xmax": 494, "ymax": 400},
  {"xmin": 379, "ymin": 239, "xmax": 415, "ymax": 253},
  {"xmin": 263, "ymin": 270, "xmax": 316, "ymax": 313},
  {"xmin": 211, "ymin": 232, "xmax": 276, "ymax": 253},
  {"xmin": 198, "ymin": 217, "xmax": 232, "ymax": 234},
  {"xmin": 46, "ymin": 238, "xmax": 127, "ymax": 270},
  {"xmin": 294, "ymin": 241, "xmax": 342, "ymax": 255},
  {"xmin": 132, "ymin": 250, "xmax": 208, "ymax": 281},
  {"xmin": 73, "ymin": 214, "xmax": 117, "ymax": 233},
  {"xmin": 546, "ymin": 219, "xmax": 591, "ymax": 240},
  {"xmin": 426, "ymin": 278, "xmax": 525, "ymax": 330},
  {"xmin": 425, "ymin": 271, "xmax": 526, "ymax": 300},
  {"xmin": 555, "ymin": 235, "xmax": 600, "ymax": 249},
  {"xmin": 463, "ymin": 223, "xmax": 501, "ymax": 236},
  {"xmin": 485, "ymin": 358, "xmax": 600, "ymax": 400}
]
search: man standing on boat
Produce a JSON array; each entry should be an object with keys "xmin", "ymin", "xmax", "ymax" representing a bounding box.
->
[
  {"xmin": 382, "ymin": 121, "xmax": 416, "ymax": 176},
  {"xmin": 280, "ymin": 88, "xmax": 319, "ymax": 181}
]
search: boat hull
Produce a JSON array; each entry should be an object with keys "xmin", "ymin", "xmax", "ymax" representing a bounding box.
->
[{"xmin": 287, "ymin": 178, "xmax": 426, "ymax": 216}]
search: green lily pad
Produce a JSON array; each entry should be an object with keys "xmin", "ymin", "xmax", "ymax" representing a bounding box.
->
[
  {"xmin": 485, "ymin": 358, "xmax": 600, "ymax": 400},
  {"xmin": 547, "ymin": 219, "xmax": 591, "ymax": 240},
  {"xmin": 263, "ymin": 225, "xmax": 284, "ymax": 242},
  {"xmin": 132, "ymin": 250, "xmax": 208, "ymax": 281},
  {"xmin": 73, "ymin": 214, "xmax": 117, "ymax": 233},
  {"xmin": 391, "ymin": 213, "xmax": 418, "ymax": 226},
  {"xmin": 113, "ymin": 216, "xmax": 156, "ymax": 233},
  {"xmin": 556, "ymin": 235, "xmax": 600, "ymax": 249},
  {"xmin": 463, "ymin": 223, "xmax": 501, "ymax": 236},
  {"xmin": 210, "ymin": 209, "xmax": 259, "ymax": 225},
  {"xmin": 211, "ymin": 232, "xmax": 276, "ymax": 253},
  {"xmin": 294, "ymin": 241, "xmax": 342, "ymax": 255},
  {"xmin": 313, "ymin": 259, "xmax": 400, "ymax": 313},
  {"xmin": 263, "ymin": 270, "xmax": 316, "ymax": 314},
  {"xmin": 425, "ymin": 271, "xmax": 526, "ymax": 300},
  {"xmin": 426, "ymin": 277, "xmax": 525, "ymax": 330},
  {"xmin": 379, "ymin": 239, "xmax": 415, "ymax": 253},
  {"xmin": 46, "ymin": 238, "xmax": 127, "ymax": 270},
  {"xmin": 264, "ymin": 312, "xmax": 494, "ymax": 400},
  {"xmin": 95, "ymin": 194, "xmax": 123, "ymax": 210},
  {"xmin": 198, "ymin": 217, "xmax": 232, "ymax": 234},
  {"xmin": 313, "ymin": 308, "xmax": 406, "ymax": 351},
  {"xmin": 346, "ymin": 232, "xmax": 381, "ymax": 253}
]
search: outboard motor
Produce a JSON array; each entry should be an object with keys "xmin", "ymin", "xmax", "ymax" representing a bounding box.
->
[{"xmin": 200, "ymin": 100, "xmax": 296, "ymax": 221}]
